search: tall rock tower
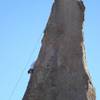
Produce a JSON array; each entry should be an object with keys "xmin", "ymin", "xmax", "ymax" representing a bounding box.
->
[{"xmin": 23, "ymin": 0, "xmax": 95, "ymax": 100}]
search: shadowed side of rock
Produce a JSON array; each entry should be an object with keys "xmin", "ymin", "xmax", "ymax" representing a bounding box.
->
[{"xmin": 23, "ymin": 0, "xmax": 96, "ymax": 100}]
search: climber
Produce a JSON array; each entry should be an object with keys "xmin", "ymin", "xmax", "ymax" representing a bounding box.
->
[
  {"xmin": 28, "ymin": 67, "xmax": 34, "ymax": 74},
  {"xmin": 28, "ymin": 63, "xmax": 34, "ymax": 74}
]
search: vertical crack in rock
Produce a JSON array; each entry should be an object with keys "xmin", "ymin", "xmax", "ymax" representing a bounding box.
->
[{"xmin": 23, "ymin": 0, "xmax": 96, "ymax": 100}]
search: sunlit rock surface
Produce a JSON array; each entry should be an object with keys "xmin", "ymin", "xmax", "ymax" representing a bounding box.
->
[{"xmin": 23, "ymin": 0, "xmax": 96, "ymax": 100}]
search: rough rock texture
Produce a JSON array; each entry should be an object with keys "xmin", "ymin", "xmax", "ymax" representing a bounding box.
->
[{"xmin": 23, "ymin": 0, "xmax": 96, "ymax": 100}]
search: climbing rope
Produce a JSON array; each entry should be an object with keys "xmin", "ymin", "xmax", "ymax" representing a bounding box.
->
[{"xmin": 8, "ymin": 33, "xmax": 43, "ymax": 100}]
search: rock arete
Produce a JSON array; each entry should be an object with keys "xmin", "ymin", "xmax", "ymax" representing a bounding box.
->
[{"xmin": 23, "ymin": 0, "xmax": 96, "ymax": 100}]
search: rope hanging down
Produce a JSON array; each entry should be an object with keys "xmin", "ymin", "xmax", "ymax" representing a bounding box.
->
[{"xmin": 8, "ymin": 33, "xmax": 43, "ymax": 100}]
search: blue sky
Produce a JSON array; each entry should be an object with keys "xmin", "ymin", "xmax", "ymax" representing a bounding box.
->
[{"xmin": 0, "ymin": 0, "xmax": 99, "ymax": 100}]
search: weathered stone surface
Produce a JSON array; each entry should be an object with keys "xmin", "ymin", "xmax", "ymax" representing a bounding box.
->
[{"xmin": 23, "ymin": 0, "xmax": 96, "ymax": 100}]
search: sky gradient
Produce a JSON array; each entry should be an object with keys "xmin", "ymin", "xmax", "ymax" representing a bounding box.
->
[{"xmin": 0, "ymin": 0, "xmax": 99, "ymax": 100}]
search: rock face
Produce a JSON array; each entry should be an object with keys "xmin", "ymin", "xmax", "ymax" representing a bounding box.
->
[{"xmin": 23, "ymin": 0, "xmax": 96, "ymax": 100}]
